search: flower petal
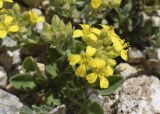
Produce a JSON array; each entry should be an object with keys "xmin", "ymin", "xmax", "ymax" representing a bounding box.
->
[
  {"xmin": 4, "ymin": 0, "xmax": 13, "ymax": 2},
  {"xmin": 100, "ymin": 77, "xmax": 109, "ymax": 88},
  {"xmin": 88, "ymin": 33, "xmax": 97, "ymax": 41},
  {"xmin": 37, "ymin": 16, "xmax": 45, "ymax": 23},
  {"xmin": 73, "ymin": 30, "xmax": 83, "ymax": 38},
  {"xmin": 91, "ymin": 28, "xmax": 101, "ymax": 35},
  {"xmin": 0, "ymin": 30, "xmax": 7, "ymax": 38},
  {"xmin": 86, "ymin": 73, "xmax": 97, "ymax": 84},
  {"xmin": 85, "ymin": 46, "xmax": 96, "ymax": 57},
  {"xmin": 0, "ymin": 1, "xmax": 3, "ymax": 8},
  {"xmin": 107, "ymin": 59, "xmax": 116, "ymax": 66},
  {"xmin": 121, "ymin": 50, "xmax": 128, "ymax": 61},
  {"xmin": 89, "ymin": 58, "xmax": 106, "ymax": 69},
  {"xmin": 4, "ymin": 16, "xmax": 14, "ymax": 26},
  {"xmin": 8, "ymin": 25, "xmax": 19, "ymax": 32},
  {"xmin": 68, "ymin": 54, "xmax": 81, "ymax": 65},
  {"xmin": 102, "ymin": 65, "xmax": 113, "ymax": 77},
  {"xmin": 75, "ymin": 64, "xmax": 86, "ymax": 77}
]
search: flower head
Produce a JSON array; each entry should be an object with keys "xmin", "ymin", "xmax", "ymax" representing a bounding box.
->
[
  {"xmin": 0, "ymin": 15, "xmax": 19, "ymax": 38},
  {"xmin": 68, "ymin": 46, "xmax": 96, "ymax": 77},
  {"xmin": 91, "ymin": 0, "xmax": 102, "ymax": 9},
  {"xmin": 86, "ymin": 58, "xmax": 113, "ymax": 88},
  {"xmin": 27, "ymin": 10, "xmax": 45, "ymax": 25},
  {"xmin": 0, "ymin": 0, "xmax": 13, "ymax": 9},
  {"xmin": 73, "ymin": 24, "xmax": 101, "ymax": 43},
  {"xmin": 101, "ymin": 25, "xmax": 129, "ymax": 61}
]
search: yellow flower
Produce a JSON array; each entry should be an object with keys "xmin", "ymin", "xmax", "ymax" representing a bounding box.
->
[
  {"xmin": 73, "ymin": 24, "xmax": 101, "ymax": 43},
  {"xmin": 86, "ymin": 58, "xmax": 113, "ymax": 88},
  {"xmin": 0, "ymin": 0, "xmax": 13, "ymax": 8},
  {"xmin": 0, "ymin": 16, "xmax": 19, "ymax": 38},
  {"xmin": 101, "ymin": 25, "xmax": 129, "ymax": 61},
  {"xmin": 91, "ymin": 0, "xmax": 102, "ymax": 9},
  {"xmin": 28, "ymin": 10, "xmax": 45, "ymax": 25},
  {"xmin": 68, "ymin": 46, "xmax": 96, "ymax": 77}
]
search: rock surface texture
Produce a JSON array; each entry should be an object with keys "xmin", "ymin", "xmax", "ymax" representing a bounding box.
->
[
  {"xmin": 115, "ymin": 63, "xmax": 138, "ymax": 79},
  {"xmin": 0, "ymin": 66, "xmax": 7, "ymax": 88},
  {"xmin": 115, "ymin": 75, "xmax": 160, "ymax": 114},
  {"xmin": 0, "ymin": 89, "xmax": 23, "ymax": 114}
]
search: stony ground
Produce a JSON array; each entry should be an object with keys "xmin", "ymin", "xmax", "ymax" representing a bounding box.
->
[{"xmin": 1, "ymin": 40, "xmax": 160, "ymax": 114}]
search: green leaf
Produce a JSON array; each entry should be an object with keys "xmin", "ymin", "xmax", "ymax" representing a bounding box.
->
[
  {"xmin": 23, "ymin": 57, "xmax": 37, "ymax": 71},
  {"xmin": 22, "ymin": 56, "xmax": 43, "ymax": 77},
  {"xmin": 86, "ymin": 102, "xmax": 104, "ymax": 114},
  {"xmin": 123, "ymin": 3, "xmax": 132, "ymax": 15},
  {"xmin": 98, "ymin": 76, "xmax": 124, "ymax": 95},
  {"xmin": 20, "ymin": 105, "xmax": 33, "ymax": 114},
  {"xmin": 45, "ymin": 64, "xmax": 58, "ymax": 79},
  {"xmin": 10, "ymin": 73, "xmax": 37, "ymax": 91}
]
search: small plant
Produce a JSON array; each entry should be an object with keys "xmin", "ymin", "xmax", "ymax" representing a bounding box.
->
[{"xmin": 0, "ymin": 0, "xmax": 129, "ymax": 114}]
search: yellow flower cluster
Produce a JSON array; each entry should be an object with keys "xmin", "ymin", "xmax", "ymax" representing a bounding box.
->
[
  {"xmin": 0, "ymin": 2, "xmax": 45, "ymax": 39},
  {"xmin": 27, "ymin": 10, "xmax": 45, "ymax": 25},
  {"xmin": 0, "ymin": 15, "xmax": 19, "ymax": 38},
  {"xmin": 68, "ymin": 24, "xmax": 129, "ymax": 88}
]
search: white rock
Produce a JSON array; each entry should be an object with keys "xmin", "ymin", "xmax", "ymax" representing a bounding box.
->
[
  {"xmin": 151, "ymin": 16, "xmax": 160, "ymax": 27},
  {"xmin": 115, "ymin": 63, "xmax": 137, "ymax": 79},
  {"xmin": 157, "ymin": 10, "xmax": 160, "ymax": 16},
  {"xmin": 144, "ymin": 47, "xmax": 160, "ymax": 60},
  {"xmin": 0, "ymin": 66, "xmax": 7, "ymax": 88},
  {"xmin": 115, "ymin": 75, "xmax": 160, "ymax": 114},
  {"xmin": 144, "ymin": 59, "xmax": 160, "ymax": 76},
  {"xmin": 128, "ymin": 47, "xmax": 144, "ymax": 64},
  {"xmin": 0, "ymin": 89, "xmax": 23, "ymax": 114},
  {"xmin": 49, "ymin": 105, "xmax": 66, "ymax": 114},
  {"xmin": 2, "ymin": 37, "xmax": 17, "ymax": 47}
]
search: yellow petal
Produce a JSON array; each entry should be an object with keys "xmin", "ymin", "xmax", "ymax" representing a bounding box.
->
[
  {"xmin": 86, "ymin": 73, "xmax": 97, "ymax": 84},
  {"xmin": 75, "ymin": 64, "xmax": 86, "ymax": 77},
  {"xmin": 102, "ymin": 65, "xmax": 113, "ymax": 77},
  {"xmin": 0, "ymin": 30, "xmax": 7, "ymax": 38},
  {"xmin": 4, "ymin": 0, "xmax": 13, "ymax": 2},
  {"xmin": 85, "ymin": 46, "xmax": 96, "ymax": 57},
  {"xmin": 4, "ymin": 16, "xmax": 13, "ymax": 26},
  {"xmin": 100, "ymin": 77, "xmax": 109, "ymax": 88},
  {"xmin": 111, "ymin": 37, "xmax": 123, "ymax": 51},
  {"xmin": 8, "ymin": 25, "xmax": 19, "ymax": 32},
  {"xmin": 73, "ymin": 30, "xmax": 83, "ymax": 38},
  {"xmin": 91, "ymin": 28, "xmax": 101, "ymax": 35},
  {"xmin": 101, "ymin": 25, "xmax": 110, "ymax": 30},
  {"xmin": 0, "ymin": 1, "xmax": 3, "ymax": 8},
  {"xmin": 88, "ymin": 33, "xmax": 97, "ymax": 41},
  {"xmin": 107, "ymin": 59, "xmax": 116, "ymax": 66},
  {"xmin": 80, "ymin": 24, "xmax": 90, "ymax": 29},
  {"xmin": 89, "ymin": 58, "xmax": 106, "ymax": 69},
  {"xmin": 121, "ymin": 50, "xmax": 128, "ymax": 61},
  {"xmin": 91, "ymin": 0, "xmax": 102, "ymax": 9},
  {"xmin": 68, "ymin": 54, "xmax": 81, "ymax": 65},
  {"xmin": 37, "ymin": 16, "xmax": 45, "ymax": 23}
]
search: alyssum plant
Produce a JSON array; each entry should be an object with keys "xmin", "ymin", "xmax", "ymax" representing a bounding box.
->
[{"xmin": 0, "ymin": 0, "xmax": 128, "ymax": 114}]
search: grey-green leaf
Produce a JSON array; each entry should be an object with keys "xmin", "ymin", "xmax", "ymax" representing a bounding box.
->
[
  {"xmin": 10, "ymin": 73, "xmax": 37, "ymax": 91},
  {"xmin": 45, "ymin": 64, "xmax": 58, "ymax": 79}
]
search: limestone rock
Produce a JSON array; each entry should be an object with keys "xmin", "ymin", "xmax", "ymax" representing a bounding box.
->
[
  {"xmin": 49, "ymin": 105, "xmax": 66, "ymax": 114},
  {"xmin": 115, "ymin": 75, "xmax": 160, "ymax": 114},
  {"xmin": 144, "ymin": 59, "xmax": 160, "ymax": 75},
  {"xmin": 128, "ymin": 47, "xmax": 144, "ymax": 64},
  {"xmin": 115, "ymin": 63, "xmax": 138, "ymax": 79},
  {"xmin": 0, "ymin": 66, "xmax": 7, "ymax": 88},
  {"xmin": 0, "ymin": 89, "xmax": 23, "ymax": 114},
  {"xmin": 144, "ymin": 47, "xmax": 160, "ymax": 60}
]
